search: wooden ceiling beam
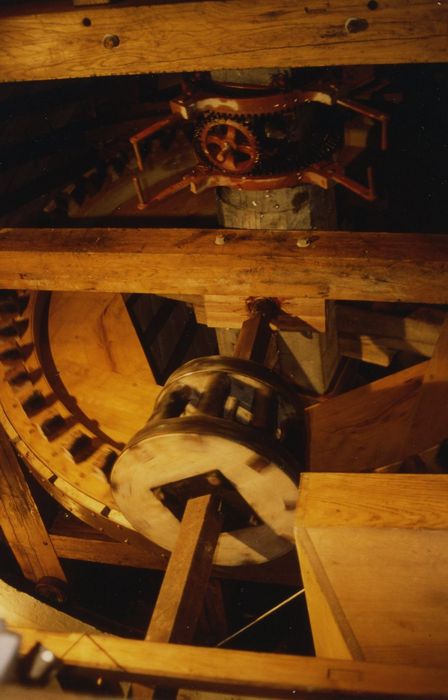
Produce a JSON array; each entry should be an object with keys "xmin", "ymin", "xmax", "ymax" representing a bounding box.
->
[
  {"xmin": 1, "ymin": 227, "xmax": 448, "ymax": 305},
  {"xmin": 0, "ymin": 1, "xmax": 446, "ymax": 83}
]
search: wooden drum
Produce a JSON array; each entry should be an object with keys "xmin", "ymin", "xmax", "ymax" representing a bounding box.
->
[{"xmin": 111, "ymin": 355, "xmax": 305, "ymax": 566}]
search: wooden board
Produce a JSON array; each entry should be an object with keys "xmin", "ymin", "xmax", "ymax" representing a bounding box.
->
[
  {"xmin": 407, "ymin": 316, "xmax": 448, "ymax": 455},
  {"xmin": 2, "ymin": 229, "xmax": 448, "ymax": 305},
  {"xmin": 0, "ymin": 423, "xmax": 66, "ymax": 584},
  {"xmin": 49, "ymin": 292, "xmax": 160, "ymax": 444},
  {"xmin": 0, "ymin": 1, "xmax": 446, "ymax": 82},
  {"xmin": 336, "ymin": 304, "xmax": 444, "ymax": 358},
  {"xmin": 133, "ymin": 495, "xmax": 222, "ymax": 698},
  {"xmin": 295, "ymin": 473, "xmax": 448, "ymax": 668},
  {"xmin": 306, "ymin": 362, "xmax": 427, "ymax": 472},
  {"xmin": 13, "ymin": 627, "xmax": 448, "ymax": 698}
]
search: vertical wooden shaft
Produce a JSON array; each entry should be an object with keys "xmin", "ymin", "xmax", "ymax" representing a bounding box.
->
[
  {"xmin": 133, "ymin": 494, "xmax": 222, "ymax": 699},
  {"xmin": 0, "ymin": 424, "xmax": 67, "ymax": 586}
]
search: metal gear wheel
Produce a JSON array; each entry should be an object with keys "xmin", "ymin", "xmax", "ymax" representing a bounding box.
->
[{"xmin": 198, "ymin": 117, "xmax": 259, "ymax": 174}]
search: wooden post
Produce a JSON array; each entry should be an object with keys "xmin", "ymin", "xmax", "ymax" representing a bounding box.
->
[
  {"xmin": 0, "ymin": 424, "xmax": 67, "ymax": 600},
  {"xmin": 217, "ymin": 181, "xmax": 339, "ymax": 394},
  {"xmin": 133, "ymin": 494, "xmax": 222, "ymax": 698}
]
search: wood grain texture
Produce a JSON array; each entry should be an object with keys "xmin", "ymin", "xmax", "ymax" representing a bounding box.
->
[
  {"xmin": 133, "ymin": 495, "xmax": 222, "ymax": 698},
  {"xmin": 407, "ymin": 316, "xmax": 448, "ymax": 454},
  {"xmin": 13, "ymin": 627, "xmax": 448, "ymax": 698},
  {"xmin": 3, "ymin": 228, "xmax": 448, "ymax": 305},
  {"xmin": 296, "ymin": 473, "xmax": 448, "ymax": 530},
  {"xmin": 306, "ymin": 362, "xmax": 427, "ymax": 472},
  {"xmin": 336, "ymin": 304, "xmax": 444, "ymax": 358},
  {"xmin": 146, "ymin": 495, "xmax": 221, "ymax": 644},
  {"xmin": 295, "ymin": 473, "xmax": 448, "ymax": 669},
  {"xmin": 48, "ymin": 516, "xmax": 300, "ymax": 585},
  {"xmin": 0, "ymin": 423, "xmax": 66, "ymax": 583},
  {"xmin": 0, "ymin": 1, "xmax": 446, "ymax": 82},
  {"xmin": 49, "ymin": 291, "xmax": 160, "ymax": 444}
]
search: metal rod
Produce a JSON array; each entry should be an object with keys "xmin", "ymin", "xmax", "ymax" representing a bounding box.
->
[{"xmin": 216, "ymin": 588, "xmax": 305, "ymax": 648}]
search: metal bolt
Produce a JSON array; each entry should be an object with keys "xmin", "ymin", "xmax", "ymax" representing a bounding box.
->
[
  {"xmin": 345, "ymin": 17, "xmax": 369, "ymax": 33},
  {"xmin": 215, "ymin": 233, "xmax": 226, "ymax": 246},
  {"xmin": 103, "ymin": 34, "xmax": 120, "ymax": 49},
  {"xmin": 297, "ymin": 237, "xmax": 311, "ymax": 248}
]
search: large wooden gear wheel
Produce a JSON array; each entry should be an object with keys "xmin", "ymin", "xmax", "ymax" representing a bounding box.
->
[
  {"xmin": 0, "ymin": 291, "xmax": 301, "ymax": 567},
  {"xmin": 0, "ymin": 290, "xmax": 163, "ymax": 554}
]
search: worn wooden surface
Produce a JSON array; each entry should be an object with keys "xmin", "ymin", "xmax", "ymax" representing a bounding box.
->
[
  {"xmin": 2, "ymin": 229, "xmax": 448, "ymax": 305},
  {"xmin": 146, "ymin": 495, "xmax": 221, "ymax": 644},
  {"xmin": 192, "ymin": 295, "xmax": 326, "ymax": 333},
  {"xmin": 48, "ymin": 514, "xmax": 300, "ymax": 585},
  {"xmin": 295, "ymin": 473, "xmax": 448, "ymax": 668},
  {"xmin": 0, "ymin": 423, "xmax": 66, "ymax": 584},
  {"xmin": 407, "ymin": 316, "xmax": 448, "ymax": 455},
  {"xmin": 336, "ymin": 304, "xmax": 444, "ymax": 359},
  {"xmin": 306, "ymin": 361, "xmax": 427, "ymax": 472},
  {"xmin": 12, "ymin": 627, "xmax": 448, "ymax": 698},
  {"xmin": 49, "ymin": 291, "xmax": 160, "ymax": 444},
  {"xmin": 133, "ymin": 495, "xmax": 222, "ymax": 698},
  {"xmin": 308, "ymin": 313, "xmax": 448, "ymax": 471},
  {"xmin": 1, "ymin": 1, "xmax": 446, "ymax": 82}
]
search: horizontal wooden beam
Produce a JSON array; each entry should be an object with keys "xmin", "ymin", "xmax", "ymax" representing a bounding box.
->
[
  {"xmin": 13, "ymin": 627, "xmax": 448, "ymax": 698},
  {"xmin": 2, "ymin": 228, "xmax": 448, "ymax": 305},
  {"xmin": 0, "ymin": 1, "xmax": 446, "ymax": 82},
  {"xmin": 48, "ymin": 532, "xmax": 300, "ymax": 586}
]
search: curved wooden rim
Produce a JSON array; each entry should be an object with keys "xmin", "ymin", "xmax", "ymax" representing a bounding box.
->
[{"xmin": 0, "ymin": 290, "xmax": 154, "ymax": 550}]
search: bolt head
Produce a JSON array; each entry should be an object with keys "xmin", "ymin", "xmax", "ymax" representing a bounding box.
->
[{"xmin": 103, "ymin": 34, "xmax": 120, "ymax": 49}]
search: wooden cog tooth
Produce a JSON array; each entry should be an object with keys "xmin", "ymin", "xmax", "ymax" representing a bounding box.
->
[
  {"xmin": 39, "ymin": 414, "xmax": 69, "ymax": 441},
  {"xmin": 21, "ymin": 390, "xmax": 48, "ymax": 417},
  {"xmin": 66, "ymin": 432, "xmax": 97, "ymax": 464}
]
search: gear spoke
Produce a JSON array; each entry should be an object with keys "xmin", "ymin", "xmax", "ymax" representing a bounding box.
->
[{"xmin": 199, "ymin": 117, "xmax": 258, "ymax": 175}]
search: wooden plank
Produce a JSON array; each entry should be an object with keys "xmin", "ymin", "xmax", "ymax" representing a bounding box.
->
[
  {"xmin": 133, "ymin": 495, "xmax": 222, "ymax": 698},
  {"xmin": 146, "ymin": 495, "xmax": 222, "ymax": 644},
  {"xmin": 338, "ymin": 333, "xmax": 393, "ymax": 367},
  {"xmin": 11, "ymin": 627, "xmax": 448, "ymax": 698},
  {"xmin": 0, "ymin": 1, "xmax": 446, "ymax": 83},
  {"xmin": 49, "ymin": 530, "xmax": 300, "ymax": 585},
  {"xmin": 306, "ymin": 361, "xmax": 427, "ymax": 472},
  {"xmin": 198, "ymin": 295, "xmax": 326, "ymax": 332},
  {"xmin": 0, "ymin": 423, "xmax": 66, "ymax": 584},
  {"xmin": 295, "ymin": 473, "xmax": 448, "ymax": 668},
  {"xmin": 296, "ymin": 473, "xmax": 448, "ymax": 530},
  {"xmin": 407, "ymin": 316, "xmax": 448, "ymax": 454},
  {"xmin": 2, "ymin": 228, "xmax": 448, "ymax": 305},
  {"xmin": 336, "ymin": 304, "xmax": 444, "ymax": 358}
]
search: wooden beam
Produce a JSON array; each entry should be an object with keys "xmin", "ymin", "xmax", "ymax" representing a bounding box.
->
[
  {"xmin": 147, "ymin": 495, "xmax": 222, "ymax": 645},
  {"xmin": 0, "ymin": 424, "xmax": 67, "ymax": 586},
  {"xmin": 306, "ymin": 362, "xmax": 427, "ymax": 472},
  {"xmin": 2, "ymin": 228, "xmax": 448, "ymax": 305},
  {"xmin": 133, "ymin": 494, "xmax": 222, "ymax": 698},
  {"xmin": 407, "ymin": 315, "xmax": 448, "ymax": 454},
  {"xmin": 12, "ymin": 627, "xmax": 448, "ymax": 699},
  {"xmin": 0, "ymin": 1, "xmax": 446, "ymax": 83},
  {"xmin": 49, "ymin": 531, "xmax": 300, "ymax": 585}
]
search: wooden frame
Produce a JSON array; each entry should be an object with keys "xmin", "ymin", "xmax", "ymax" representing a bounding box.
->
[
  {"xmin": 1, "ymin": 228, "xmax": 448, "ymax": 304},
  {"xmin": 11, "ymin": 627, "xmax": 448, "ymax": 699},
  {"xmin": 0, "ymin": 1, "xmax": 446, "ymax": 83}
]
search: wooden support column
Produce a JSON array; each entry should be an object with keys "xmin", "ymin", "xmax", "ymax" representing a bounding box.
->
[
  {"xmin": 133, "ymin": 494, "xmax": 222, "ymax": 699},
  {"xmin": 0, "ymin": 424, "xmax": 67, "ymax": 598},
  {"xmin": 217, "ymin": 180, "xmax": 339, "ymax": 394}
]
